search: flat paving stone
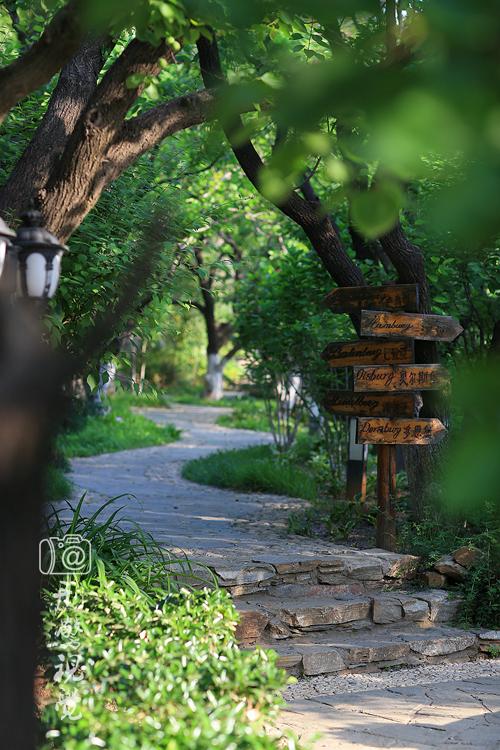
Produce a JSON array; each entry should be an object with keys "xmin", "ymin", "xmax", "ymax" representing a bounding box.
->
[{"xmin": 278, "ymin": 676, "xmax": 500, "ymax": 749}]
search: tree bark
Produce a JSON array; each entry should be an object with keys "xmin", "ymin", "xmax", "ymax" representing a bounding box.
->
[
  {"xmin": 196, "ymin": 35, "xmax": 365, "ymax": 295},
  {"xmin": 40, "ymin": 38, "xmax": 170, "ymax": 239},
  {"xmin": 380, "ymin": 222, "xmax": 445, "ymax": 516},
  {"xmin": 0, "ymin": 38, "xmax": 106, "ymax": 221},
  {"xmin": 0, "ymin": 0, "xmax": 86, "ymax": 123}
]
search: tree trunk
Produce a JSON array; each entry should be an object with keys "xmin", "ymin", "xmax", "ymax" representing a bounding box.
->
[
  {"xmin": 0, "ymin": 38, "xmax": 106, "ymax": 220},
  {"xmin": 380, "ymin": 223, "xmax": 443, "ymax": 516},
  {"xmin": 0, "ymin": 0, "xmax": 86, "ymax": 124},
  {"xmin": 204, "ymin": 352, "xmax": 225, "ymax": 400},
  {"xmin": 41, "ymin": 38, "xmax": 168, "ymax": 239}
]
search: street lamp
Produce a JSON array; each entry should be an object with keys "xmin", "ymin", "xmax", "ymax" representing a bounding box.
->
[
  {"xmin": 0, "ymin": 216, "xmax": 16, "ymax": 278},
  {"xmin": 15, "ymin": 208, "xmax": 67, "ymax": 299}
]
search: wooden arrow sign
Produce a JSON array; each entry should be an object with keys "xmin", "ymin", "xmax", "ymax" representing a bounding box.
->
[
  {"xmin": 357, "ymin": 417, "xmax": 447, "ymax": 445},
  {"xmin": 361, "ymin": 310, "xmax": 463, "ymax": 342},
  {"xmin": 324, "ymin": 284, "xmax": 418, "ymax": 314},
  {"xmin": 323, "ymin": 391, "xmax": 418, "ymax": 417},
  {"xmin": 322, "ymin": 339, "xmax": 414, "ymax": 367},
  {"xmin": 353, "ymin": 364, "xmax": 449, "ymax": 392}
]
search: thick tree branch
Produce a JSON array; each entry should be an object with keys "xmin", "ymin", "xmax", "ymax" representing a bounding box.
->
[
  {"xmin": 91, "ymin": 89, "xmax": 216, "ymax": 203},
  {"xmin": 0, "ymin": 38, "xmax": 107, "ymax": 220},
  {"xmin": 222, "ymin": 344, "xmax": 240, "ymax": 365},
  {"xmin": 0, "ymin": 0, "xmax": 86, "ymax": 123},
  {"xmin": 196, "ymin": 34, "xmax": 365, "ymax": 294},
  {"xmin": 40, "ymin": 37, "xmax": 171, "ymax": 239}
]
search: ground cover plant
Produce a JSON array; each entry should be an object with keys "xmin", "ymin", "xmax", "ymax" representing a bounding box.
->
[
  {"xmin": 58, "ymin": 393, "xmax": 180, "ymax": 459},
  {"xmin": 39, "ymin": 499, "xmax": 295, "ymax": 749},
  {"xmin": 399, "ymin": 504, "xmax": 500, "ymax": 629},
  {"xmin": 215, "ymin": 399, "xmax": 270, "ymax": 432},
  {"xmin": 182, "ymin": 443, "xmax": 317, "ymax": 501}
]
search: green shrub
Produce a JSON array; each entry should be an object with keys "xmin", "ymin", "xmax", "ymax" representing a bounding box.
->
[
  {"xmin": 182, "ymin": 444, "xmax": 317, "ymax": 500},
  {"xmin": 43, "ymin": 494, "xmax": 212, "ymax": 598},
  {"xmin": 216, "ymin": 399, "xmax": 270, "ymax": 432},
  {"xmin": 58, "ymin": 396, "xmax": 180, "ymax": 458},
  {"xmin": 39, "ymin": 495, "xmax": 297, "ymax": 748},
  {"xmin": 40, "ymin": 580, "xmax": 292, "ymax": 750},
  {"xmin": 399, "ymin": 505, "xmax": 500, "ymax": 628},
  {"xmin": 459, "ymin": 538, "xmax": 500, "ymax": 629}
]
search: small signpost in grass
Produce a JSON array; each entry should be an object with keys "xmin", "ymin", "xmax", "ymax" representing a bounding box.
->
[{"xmin": 322, "ymin": 283, "xmax": 462, "ymax": 551}]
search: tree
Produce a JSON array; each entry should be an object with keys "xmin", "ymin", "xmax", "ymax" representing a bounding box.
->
[
  {"xmin": 194, "ymin": 1, "xmax": 500, "ymax": 510},
  {"xmin": 0, "ymin": 2, "xmax": 216, "ymax": 239},
  {"xmin": 184, "ymin": 237, "xmax": 241, "ymax": 399}
]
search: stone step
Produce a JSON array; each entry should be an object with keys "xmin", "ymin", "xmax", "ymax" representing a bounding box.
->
[
  {"xmin": 234, "ymin": 588, "xmax": 463, "ymax": 643},
  {"xmin": 201, "ymin": 548, "xmax": 420, "ymax": 596},
  {"xmin": 253, "ymin": 625, "xmax": 495, "ymax": 677},
  {"xmin": 276, "ymin": 627, "xmax": 486, "ymax": 675}
]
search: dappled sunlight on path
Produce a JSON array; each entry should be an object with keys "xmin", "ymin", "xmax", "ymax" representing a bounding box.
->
[{"xmin": 70, "ymin": 404, "xmax": 315, "ymax": 561}]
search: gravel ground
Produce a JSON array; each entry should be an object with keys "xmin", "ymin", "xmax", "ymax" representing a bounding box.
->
[{"xmin": 283, "ymin": 658, "xmax": 500, "ymax": 700}]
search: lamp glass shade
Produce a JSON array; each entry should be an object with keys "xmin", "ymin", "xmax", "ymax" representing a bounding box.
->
[
  {"xmin": 25, "ymin": 252, "xmax": 47, "ymax": 298},
  {"xmin": 48, "ymin": 252, "xmax": 62, "ymax": 298}
]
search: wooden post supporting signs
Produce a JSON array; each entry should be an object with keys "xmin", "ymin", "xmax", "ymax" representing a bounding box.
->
[{"xmin": 322, "ymin": 283, "xmax": 462, "ymax": 551}]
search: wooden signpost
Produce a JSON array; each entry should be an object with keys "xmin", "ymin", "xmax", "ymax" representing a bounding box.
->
[
  {"xmin": 321, "ymin": 339, "xmax": 414, "ymax": 367},
  {"xmin": 357, "ymin": 417, "xmax": 447, "ymax": 445},
  {"xmin": 353, "ymin": 364, "xmax": 450, "ymax": 392},
  {"xmin": 324, "ymin": 284, "xmax": 419, "ymax": 313},
  {"xmin": 323, "ymin": 391, "xmax": 417, "ymax": 417},
  {"xmin": 361, "ymin": 310, "xmax": 464, "ymax": 342},
  {"xmin": 322, "ymin": 283, "xmax": 462, "ymax": 551}
]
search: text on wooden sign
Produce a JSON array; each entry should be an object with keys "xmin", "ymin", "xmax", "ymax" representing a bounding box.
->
[
  {"xmin": 360, "ymin": 310, "xmax": 463, "ymax": 342},
  {"xmin": 321, "ymin": 339, "xmax": 414, "ymax": 367},
  {"xmin": 353, "ymin": 364, "xmax": 449, "ymax": 392},
  {"xmin": 324, "ymin": 284, "xmax": 419, "ymax": 314},
  {"xmin": 356, "ymin": 417, "xmax": 447, "ymax": 445},
  {"xmin": 323, "ymin": 391, "xmax": 418, "ymax": 417}
]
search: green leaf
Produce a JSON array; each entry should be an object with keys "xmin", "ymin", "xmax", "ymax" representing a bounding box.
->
[{"xmin": 350, "ymin": 182, "xmax": 404, "ymax": 239}]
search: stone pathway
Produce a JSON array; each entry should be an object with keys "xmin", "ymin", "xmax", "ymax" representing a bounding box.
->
[
  {"xmin": 70, "ymin": 404, "xmax": 320, "ymax": 558},
  {"xmin": 70, "ymin": 403, "xmax": 500, "ymax": 750},
  {"xmin": 279, "ymin": 673, "xmax": 500, "ymax": 749}
]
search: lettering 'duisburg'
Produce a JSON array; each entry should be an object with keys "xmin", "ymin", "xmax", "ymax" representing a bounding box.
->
[{"xmin": 353, "ymin": 364, "xmax": 450, "ymax": 392}]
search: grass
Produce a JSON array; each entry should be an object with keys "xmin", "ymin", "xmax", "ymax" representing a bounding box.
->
[
  {"xmin": 172, "ymin": 393, "xmax": 246, "ymax": 407},
  {"xmin": 43, "ymin": 492, "xmax": 214, "ymax": 596},
  {"xmin": 44, "ymin": 464, "xmax": 73, "ymax": 503},
  {"xmin": 216, "ymin": 398, "xmax": 270, "ymax": 431},
  {"xmin": 182, "ymin": 443, "xmax": 317, "ymax": 500},
  {"xmin": 58, "ymin": 392, "xmax": 180, "ymax": 458}
]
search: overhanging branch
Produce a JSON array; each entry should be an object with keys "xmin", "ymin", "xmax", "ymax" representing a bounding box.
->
[{"xmin": 0, "ymin": 0, "xmax": 86, "ymax": 123}]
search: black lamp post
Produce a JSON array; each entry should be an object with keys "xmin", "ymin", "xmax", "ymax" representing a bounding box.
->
[{"xmin": 15, "ymin": 208, "xmax": 67, "ymax": 300}]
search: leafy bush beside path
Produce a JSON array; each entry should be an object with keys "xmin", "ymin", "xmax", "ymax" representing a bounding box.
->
[{"xmin": 41, "ymin": 582, "xmax": 291, "ymax": 750}]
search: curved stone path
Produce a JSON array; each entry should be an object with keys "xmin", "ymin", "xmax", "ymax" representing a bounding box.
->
[
  {"xmin": 70, "ymin": 403, "xmax": 500, "ymax": 750},
  {"xmin": 70, "ymin": 403, "xmax": 321, "ymax": 561}
]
